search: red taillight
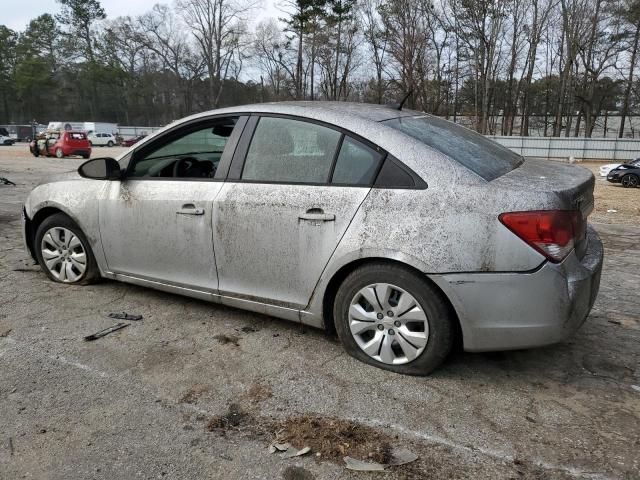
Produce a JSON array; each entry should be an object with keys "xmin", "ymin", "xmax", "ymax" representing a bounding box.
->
[{"xmin": 499, "ymin": 210, "xmax": 583, "ymax": 263}]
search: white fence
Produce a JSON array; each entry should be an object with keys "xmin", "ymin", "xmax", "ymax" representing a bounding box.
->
[
  {"xmin": 490, "ymin": 136, "xmax": 640, "ymax": 162},
  {"xmin": 118, "ymin": 125, "xmax": 163, "ymax": 139}
]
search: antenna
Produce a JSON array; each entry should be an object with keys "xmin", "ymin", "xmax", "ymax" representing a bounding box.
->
[{"xmin": 390, "ymin": 90, "xmax": 413, "ymax": 110}]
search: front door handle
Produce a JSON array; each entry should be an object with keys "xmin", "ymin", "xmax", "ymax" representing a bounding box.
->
[
  {"xmin": 177, "ymin": 204, "xmax": 205, "ymax": 216},
  {"xmin": 299, "ymin": 208, "xmax": 335, "ymax": 222}
]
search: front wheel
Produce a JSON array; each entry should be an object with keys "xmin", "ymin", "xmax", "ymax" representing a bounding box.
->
[
  {"xmin": 55, "ymin": 148, "xmax": 64, "ymax": 158},
  {"xmin": 621, "ymin": 174, "xmax": 638, "ymax": 188},
  {"xmin": 333, "ymin": 263, "xmax": 455, "ymax": 376},
  {"xmin": 34, "ymin": 213, "xmax": 100, "ymax": 284}
]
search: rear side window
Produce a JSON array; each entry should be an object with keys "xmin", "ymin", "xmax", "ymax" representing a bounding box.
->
[
  {"xmin": 383, "ymin": 115, "xmax": 523, "ymax": 181},
  {"xmin": 242, "ymin": 117, "xmax": 341, "ymax": 183},
  {"xmin": 331, "ymin": 137, "xmax": 382, "ymax": 185}
]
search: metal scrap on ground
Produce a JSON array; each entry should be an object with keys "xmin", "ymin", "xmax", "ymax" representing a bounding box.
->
[
  {"xmin": 84, "ymin": 323, "xmax": 129, "ymax": 341},
  {"xmin": 108, "ymin": 312, "xmax": 143, "ymax": 321},
  {"xmin": 0, "ymin": 177, "xmax": 15, "ymax": 186}
]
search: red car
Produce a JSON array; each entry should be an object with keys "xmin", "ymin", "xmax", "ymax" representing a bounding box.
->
[
  {"xmin": 120, "ymin": 135, "xmax": 147, "ymax": 147},
  {"xmin": 30, "ymin": 131, "xmax": 92, "ymax": 159}
]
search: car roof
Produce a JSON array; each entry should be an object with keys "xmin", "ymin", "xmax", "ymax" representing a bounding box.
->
[
  {"xmin": 183, "ymin": 101, "xmax": 417, "ymax": 124},
  {"xmin": 123, "ymin": 101, "xmax": 477, "ymax": 184}
]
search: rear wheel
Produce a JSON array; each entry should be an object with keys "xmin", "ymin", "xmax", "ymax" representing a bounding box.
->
[
  {"xmin": 333, "ymin": 262, "xmax": 454, "ymax": 375},
  {"xmin": 55, "ymin": 148, "xmax": 64, "ymax": 158},
  {"xmin": 34, "ymin": 213, "xmax": 100, "ymax": 284},
  {"xmin": 107, "ymin": 140, "xmax": 114, "ymax": 147},
  {"xmin": 622, "ymin": 174, "xmax": 638, "ymax": 188}
]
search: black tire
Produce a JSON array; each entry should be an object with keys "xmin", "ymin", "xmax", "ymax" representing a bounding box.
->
[
  {"xmin": 34, "ymin": 213, "xmax": 100, "ymax": 285},
  {"xmin": 107, "ymin": 140, "xmax": 114, "ymax": 147},
  {"xmin": 333, "ymin": 262, "xmax": 454, "ymax": 376},
  {"xmin": 82, "ymin": 153, "xmax": 90, "ymax": 159},
  {"xmin": 621, "ymin": 174, "xmax": 638, "ymax": 188}
]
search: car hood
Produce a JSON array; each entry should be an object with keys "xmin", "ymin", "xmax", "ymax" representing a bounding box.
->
[{"xmin": 36, "ymin": 170, "xmax": 83, "ymax": 186}]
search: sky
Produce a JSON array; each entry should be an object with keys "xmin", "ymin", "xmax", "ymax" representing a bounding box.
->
[{"xmin": 2, "ymin": 0, "xmax": 279, "ymax": 31}]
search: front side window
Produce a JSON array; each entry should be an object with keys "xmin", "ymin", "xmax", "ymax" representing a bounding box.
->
[
  {"xmin": 129, "ymin": 117, "xmax": 238, "ymax": 179},
  {"xmin": 242, "ymin": 117, "xmax": 341, "ymax": 183},
  {"xmin": 383, "ymin": 115, "xmax": 523, "ymax": 181},
  {"xmin": 331, "ymin": 137, "xmax": 382, "ymax": 185}
]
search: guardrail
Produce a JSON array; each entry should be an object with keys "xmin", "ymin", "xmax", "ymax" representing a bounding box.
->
[{"xmin": 489, "ymin": 136, "xmax": 640, "ymax": 162}]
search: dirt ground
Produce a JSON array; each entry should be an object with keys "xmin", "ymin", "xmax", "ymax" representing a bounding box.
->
[
  {"xmin": 0, "ymin": 145, "xmax": 639, "ymax": 479},
  {"xmin": 580, "ymin": 161, "xmax": 640, "ymax": 225}
]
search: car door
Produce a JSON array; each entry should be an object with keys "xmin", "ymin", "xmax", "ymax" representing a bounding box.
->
[
  {"xmin": 213, "ymin": 115, "xmax": 385, "ymax": 309},
  {"xmin": 99, "ymin": 115, "xmax": 247, "ymax": 292}
]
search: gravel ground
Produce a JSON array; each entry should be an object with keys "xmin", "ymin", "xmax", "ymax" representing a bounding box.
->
[
  {"xmin": 0, "ymin": 145, "xmax": 639, "ymax": 479},
  {"xmin": 580, "ymin": 161, "xmax": 640, "ymax": 225}
]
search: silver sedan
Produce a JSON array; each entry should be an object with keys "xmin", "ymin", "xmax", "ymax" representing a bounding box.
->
[{"xmin": 22, "ymin": 102, "xmax": 603, "ymax": 375}]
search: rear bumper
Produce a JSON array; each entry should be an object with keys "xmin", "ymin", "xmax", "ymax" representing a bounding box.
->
[
  {"xmin": 64, "ymin": 148, "xmax": 91, "ymax": 156},
  {"xmin": 432, "ymin": 225, "xmax": 603, "ymax": 352}
]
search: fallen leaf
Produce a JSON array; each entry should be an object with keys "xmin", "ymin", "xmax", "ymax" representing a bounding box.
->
[
  {"xmin": 344, "ymin": 456, "xmax": 385, "ymax": 471},
  {"xmin": 387, "ymin": 447, "xmax": 418, "ymax": 466}
]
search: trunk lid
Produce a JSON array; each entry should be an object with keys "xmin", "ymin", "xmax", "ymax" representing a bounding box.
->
[
  {"xmin": 491, "ymin": 159, "xmax": 595, "ymax": 259},
  {"xmin": 65, "ymin": 132, "xmax": 90, "ymax": 147}
]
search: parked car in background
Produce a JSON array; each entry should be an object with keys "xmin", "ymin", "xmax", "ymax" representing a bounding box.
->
[
  {"xmin": 0, "ymin": 127, "xmax": 15, "ymax": 145},
  {"xmin": 120, "ymin": 135, "xmax": 146, "ymax": 147},
  {"xmin": 29, "ymin": 131, "xmax": 91, "ymax": 159},
  {"xmin": 88, "ymin": 132, "xmax": 116, "ymax": 147},
  {"xmin": 607, "ymin": 160, "xmax": 640, "ymax": 187},
  {"xmin": 22, "ymin": 102, "xmax": 602, "ymax": 375},
  {"xmin": 599, "ymin": 158, "xmax": 640, "ymax": 177}
]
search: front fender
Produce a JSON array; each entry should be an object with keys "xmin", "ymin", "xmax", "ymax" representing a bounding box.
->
[{"xmin": 25, "ymin": 180, "xmax": 110, "ymax": 273}]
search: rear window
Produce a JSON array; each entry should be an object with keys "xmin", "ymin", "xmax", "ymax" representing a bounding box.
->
[
  {"xmin": 68, "ymin": 132, "xmax": 86, "ymax": 140},
  {"xmin": 382, "ymin": 115, "xmax": 523, "ymax": 181}
]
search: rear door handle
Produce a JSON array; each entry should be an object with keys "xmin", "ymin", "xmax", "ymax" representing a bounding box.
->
[
  {"xmin": 299, "ymin": 208, "xmax": 335, "ymax": 222},
  {"xmin": 177, "ymin": 204, "xmax": 205, "ymax": 215}
]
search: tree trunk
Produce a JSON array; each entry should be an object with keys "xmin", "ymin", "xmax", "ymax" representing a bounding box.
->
[{"xmin": 619, "ymin": 22, "xmax": 640, "ymax": 138}]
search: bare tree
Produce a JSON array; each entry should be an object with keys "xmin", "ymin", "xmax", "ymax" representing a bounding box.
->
[{"xmin": 177, "ymin": 0, "xmax": 253, "ymax": 107}]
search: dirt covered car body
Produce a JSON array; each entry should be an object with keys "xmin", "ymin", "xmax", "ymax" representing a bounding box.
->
[{"xmin": 22, "ymin": 102, "xmax": 603, "ymax": 374}]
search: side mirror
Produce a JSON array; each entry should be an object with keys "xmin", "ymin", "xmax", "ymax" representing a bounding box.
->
[{"xmin": 78, "ymin": 157, "xmax": 122, "ymax": 180}]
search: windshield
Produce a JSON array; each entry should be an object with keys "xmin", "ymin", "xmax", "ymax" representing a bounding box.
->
[{"xmin": 382, "ymin": 115, "xmax": 524, "ymax": 181}]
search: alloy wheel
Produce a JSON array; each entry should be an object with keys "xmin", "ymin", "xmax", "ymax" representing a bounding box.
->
[
  {"xmin": 622, "ymin": 175, "xmax": 638, "ymax": 188},
  {"xmin": 348, "ymin": 283, "xmax": 429, "ymax": 365},
  {"xmin": 40, "ymin": 227, "xmax": 87, "ymax": 282}
]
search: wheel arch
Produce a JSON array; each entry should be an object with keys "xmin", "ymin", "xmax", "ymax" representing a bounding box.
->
[
  {"xmin": 320, "ymin": 257, "xmax": 463, "ymax": 348},
  {"xmin": 27, "ymin": 205, "xmax": 93, "ymax": 259}
]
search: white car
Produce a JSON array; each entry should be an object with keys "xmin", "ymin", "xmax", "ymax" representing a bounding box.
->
[
  {"xmin": 599, "ymin": 159, "xmax": 640, "ymax": 177},
  {"xmin": 1, "ymin": 135, "xmax": 15, "ymax": 146},
  {"xmin": 600, "ymin": 163, "xmax": 622, "ymax": 177},
  {"xmin": 88, "ymin": 132, "xmax": 117, "ymax": 147}
]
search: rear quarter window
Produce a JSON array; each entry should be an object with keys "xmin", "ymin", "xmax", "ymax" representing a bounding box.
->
[{"xmin": 382, "ymin": 115, "xmax": 523, "ymax": 181}]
